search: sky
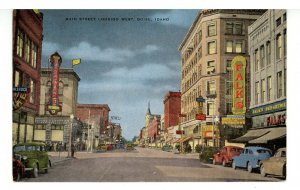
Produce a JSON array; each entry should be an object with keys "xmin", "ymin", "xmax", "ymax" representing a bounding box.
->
[{"xmin": 40, "ymin": 10, "xmax": 199, "ymax": 140}]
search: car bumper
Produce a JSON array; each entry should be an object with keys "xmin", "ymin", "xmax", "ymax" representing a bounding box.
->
[{"xmin": 24, "ymin": 168, "xmax": 33, "ymax": 171}]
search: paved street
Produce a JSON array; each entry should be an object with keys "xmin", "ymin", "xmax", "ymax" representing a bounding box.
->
[{"xmin": 21, "ymin": 147, "xmax": 282, "ymax": 182}]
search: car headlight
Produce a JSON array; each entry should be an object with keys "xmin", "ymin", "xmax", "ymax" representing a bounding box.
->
[{"xmin": 22, "ymin": 156, "xmax": 28, "ymax": 160}]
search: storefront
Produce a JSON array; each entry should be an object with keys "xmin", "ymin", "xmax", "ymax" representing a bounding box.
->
[{"xmin": 232, "ymin": 99, "xmax": 286, "ymax": 152}]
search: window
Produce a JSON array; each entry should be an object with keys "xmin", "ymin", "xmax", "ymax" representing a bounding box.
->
[
  {"xmin": 235, "ymin": 23, "xmax": 243, "ymax": 35},
  {"xmin": 226, "ymin": 60, "xmax": 232, "ymax": 80},
  {"xmin": 16, "ymin": 29, "xmax": 24, "ymax": 57},
  {"xmin": 283, "ymin": 13, "xmax": 286, "ymax": 22},
  {"xmin": 207, "ymin": 81, "xmax": 216, "ymax": 95},
  {"xmin": 207, "ymin": 60, "xmax": 215, "ymax": 75},
  {"xmin": 14, "ymin": 70, "xmax": 21, "ymax": 87},
  {"xmin": 226, "ymin": 40, "xmax": 233, "ymax": 53},
  {"xmin": 284, "ymin": 29, "xmax": 287, "ymax": 56},
  {"xmin": 29, "ymin": 78, "xmax": 35, "ymax": 104},
  {"xmin": 277, "ymin": 71, "xmax": 283, "ymax": 98},
  {"xmin": 198, "ymin": 30, "xmax": 202, "ymax": 42},
  {"xmin": 261, "ymin": 79, "xmax": 266, "ymax": 103},
  {"xmin": 260, "ymin": 45, "xmax": 265, "ymax": 68},
  {"xmin": 266, "ymin": 41, "xmax": 271, "ymax": 66},
  {"xmin": 226, "ymin": 81, "xmax": 232, "ymax": 96},
  {"xmin": 226, "ymin": 23, "xmax": 234, "ymax": 34},
  {"xmin": 267, "ymin": 76, "xmax": 272, "ymax": 101},
  {"xmin": 276, "ymin": 17, "xmax": 281, "ymax": 27},
  {"xmin": 24, "ymin": 35, "xmax": 31, "ymax": 63},
  {"xmin": 208, "ymin": 41, "xmax": 216, "ymax": 54},
  {"xmin": 226, "ymin": 102, "xmax": 232, "ymax": 114},
  {"xmin": 207, "ymin": 102, "xmax": 214, "ymax": 116},
  {"xmin": 198, "ymin": 46, "xmax": 202, "ymax": 60},
  {"xmin": 235, "ymin": 41, "xmax": 243, "ymax": 53},
  {"xmin": 255, "ymin": 49, "xmax": 259, "ymax": 71},
  {"xmin": 255, "ymin": 81, "xmax": 259, "ymax": 104},
  {"xmin": 31, "ymin": 42, "xmax": 37, "ymax": 68},
  {"xmin": 208, "ymin": 23, "xmax": 216, "ymax": 36},
  {"xmin": 276, "ymin": 34, "xmax": 282, "ymax": 60}
]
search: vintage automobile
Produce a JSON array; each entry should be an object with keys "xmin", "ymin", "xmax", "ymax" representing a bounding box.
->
[
  {"xmin": 199, "ymin": 146, "xmax": 220, "ymax": 163},
  {"xmin": 13, "ymin": 154, "xmax": 25, "ymax": 181},
  {"xmin": 13, "ymin": 142, "xmax": 51, "ymax": 178},
  {"xmin": 212, "ymin": 146, "xmax": 243, "ymax": 167},
  {"xmin": 232, "ymin": 146, "xmax": 272, "ymax": 173},
  {"xmin": 125, "ymin": 143, "xmax": 135, "ymax": 151},
  {"xmin": 260, "ymin": 147, "xmax": 286, "ymax": 178}
]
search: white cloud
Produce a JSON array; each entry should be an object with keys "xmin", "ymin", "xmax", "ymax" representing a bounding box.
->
[{"xmin": 43, "ymin": 41, "xmax": 160, "ymax": 63}]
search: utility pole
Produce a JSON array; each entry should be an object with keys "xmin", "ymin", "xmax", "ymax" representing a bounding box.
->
[{"xmin": 68, "ymin": 114, "xmax": 74, "ymax": 158}]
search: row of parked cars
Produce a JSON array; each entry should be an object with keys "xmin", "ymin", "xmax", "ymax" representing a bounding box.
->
[
  {"xmin": 13, "ymin": 142, "xmax": 51, "ymax": 181},
  {"xmin": 199, "ymin": 146, "xmax": 286, "ymax": 179}
]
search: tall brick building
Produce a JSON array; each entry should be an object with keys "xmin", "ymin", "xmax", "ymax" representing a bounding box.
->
[
  {"xmin": 163, "ymin": 91, "xmax": 181, "ymax": 131},
  {"xmin": 13, "ymin": 10, "xmax": 43, "ymax": 144}
]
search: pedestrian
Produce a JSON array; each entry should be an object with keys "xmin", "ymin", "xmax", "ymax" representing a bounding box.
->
[{"xmin": 71, "ymin": 144, "xmax": 75, "ymax": 157}]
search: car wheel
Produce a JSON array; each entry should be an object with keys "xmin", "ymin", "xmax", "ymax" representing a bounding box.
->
[
  {"xmin": 14, "ymin": 169, "xmax": 21, "ymax": 181},
  {"xmin": 45, "ymin": 161, "xmax": 51, "ymax": 173},
  {"xmin": 260, "ymin": 164, "xmax": 266, "ymax": 177},
  {"xmin": 232, "ymin": 161, "xmax": 236, "ymax": 170},
  {"xmin": 213, "ymin": 158, "xmax": 216, "ymax": 165},
  {"xmin": 222, "ymin": 160, "xmax": 227, "ymax": 167},
  {"xmin": 32, "ymin": 164, "xmax": 39, "ymax": 178},
  {"xmin": 247, "ymin": 162, "xmax": 253, "ymax": 173}
]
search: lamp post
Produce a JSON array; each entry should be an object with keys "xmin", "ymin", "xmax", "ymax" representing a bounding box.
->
[{"xmin": 68, "ymin": 114, "xmax": 74, "ymax": 158}]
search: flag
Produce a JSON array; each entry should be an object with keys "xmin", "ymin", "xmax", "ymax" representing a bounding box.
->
[{"xmin": 72, "ymin": 59, "xmax": 81, "ymax": 66}]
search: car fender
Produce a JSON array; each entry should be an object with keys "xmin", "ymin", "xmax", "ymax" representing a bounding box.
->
[{"xmin": 27, "ymin": 159, "xmax": 39, "ymax": 169}]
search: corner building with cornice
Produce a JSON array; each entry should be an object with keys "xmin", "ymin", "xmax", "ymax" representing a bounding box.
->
[{"xmin": 178, "ymin": 10, "xmax": 266, "ymax": 151}]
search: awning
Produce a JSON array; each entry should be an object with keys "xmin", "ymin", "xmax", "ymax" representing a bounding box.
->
[
  {"xmin": 173, "ymin": 139, "xmax": 181, "ymax": 143},
  {"xmin": 230, "ymin": 128, "xmax": 270, "ymax": 143},
  {"xmin": 180, "ymin": 136, "xmax": 192, "ymax": 143},
  {"xmin": 249, "ymin": 127, "xmax": 286, "ymax": 144}
]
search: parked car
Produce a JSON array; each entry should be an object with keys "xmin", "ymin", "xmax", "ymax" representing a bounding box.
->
[
  {"xmin": 162, "ymin": 144, "xmax": 172, "ymax": 152},
  {"xmin": 13, "ymin": 154, "xmax": 25, "ymax": 181},
  {"xmin": 125, "ymin": 143, "xmax": 134, "ymax": 151},
  {"xmin": 213, "ymin": 146, "xmax": 243, "ymax": 167},
  {"xmin": 232, "ymin": 146, "xmax": 272, "ymax": 173},
  {"xmin": 199, "ymin": 146, "xmax": 220, "ymax": 163},
  {"xmin": 13, "ymin": 142, "xmax": 51, "ymax": 178},
  {"xmin": 260, "ymin": 147, "xmax": 286, "ymax": 178}
]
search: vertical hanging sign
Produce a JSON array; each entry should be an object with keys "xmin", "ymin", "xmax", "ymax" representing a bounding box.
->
[
  {"xmin": 47, "ymin": 52, "xmax": 62, "ymax": 115},
  {"xmin": 232, "ymin": 56, "xmax": 246, "ymax": 115}
]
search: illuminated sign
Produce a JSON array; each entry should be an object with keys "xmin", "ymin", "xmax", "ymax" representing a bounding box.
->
[
  {"xmin": 232, "ymin": 56, "xmax": 246, "ymax": 115},
  {"xmin": 47, "ymin": 52, "xmax": 62, "ymax": 115},
  {"xmin": 13, "ymin": 86, "xmax": 29, "ymax": 111},
  {"xmin": 266, "ymin": 113, "xmax": 286, "ymax": 127},
  {"xmin": 221, "ymin": 115, "xmax": 245, "ymax": 125}
]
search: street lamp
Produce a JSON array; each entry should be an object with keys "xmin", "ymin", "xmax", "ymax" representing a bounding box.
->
[{"xmin": 68, "ymin": 114, "xmax": 74, "ymax": 158}]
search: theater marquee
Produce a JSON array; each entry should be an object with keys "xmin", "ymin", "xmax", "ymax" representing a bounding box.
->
[{"xmin": 232, "ymin": 56, "xmax": 246, "ymax": 115}]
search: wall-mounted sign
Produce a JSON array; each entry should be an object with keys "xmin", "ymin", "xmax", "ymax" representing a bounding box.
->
[
  {"xmin": 195, "ymin": 114, "xmax": 206, "ymax": 120},
  {"xmin": 232, "ymin": 56, "xmax": 246, "ymax": 115},
  {"xmin": 250, "ymin": 99, "xmax": 286, "ymax": 116},
  {"xmin": 221, "ymin": 115, "xmax": 245, "ymax": 125},
  {"xmin": 266, "ymin": 113, "xmax": 286, "ymax": 127},
  {"xmin": 176, "ymin": 130, "xmax": 184, "ymax": 135},
  {"xmin": 13, "ymin": 87, "xmax": 29, "ymax": 111},
  {"xmin": 47, "ymin": 52, "xmax": 62, "ymax": 115}
]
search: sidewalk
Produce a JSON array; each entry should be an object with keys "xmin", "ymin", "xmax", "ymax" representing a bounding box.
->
[{"xmin": 48, "ymin": 151, "xmax": 73, "ymax": 165}]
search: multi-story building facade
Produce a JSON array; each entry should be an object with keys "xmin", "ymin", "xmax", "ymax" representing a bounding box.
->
[
  {"xmin": 13, "ymin": 10, "xmax": 43, "ymax": 145},
  {"xmin": 76, "ymin": 104, "xmax": 110, "ymax": 147},
  {"xmin": 233, "ymin": 10, "xmax": 286, "ymax": 151},
  {"xmin": 148, "ymin": 115, "xmax": 161, "ymax": 146},
  {"xmin": 163, "ymin": 91, "xmax": 181, "ymax": 131},
  {"xmin": 34, "ymin": 67, "xmax": 81, "ymax": 145},
  {"xmin": 179, "ymin": 10, "xmax": 266, "ymax": 150},
  {"xmin": 144, "ymin": 102, "xmax": 160, "ymax": 146}
]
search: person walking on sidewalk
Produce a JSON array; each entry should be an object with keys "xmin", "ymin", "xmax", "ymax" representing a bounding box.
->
[{"xmin": 71, "ymin": 144, "xmax": 75, "ymax": 158}]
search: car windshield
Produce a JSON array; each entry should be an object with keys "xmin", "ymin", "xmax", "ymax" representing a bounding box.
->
[
  {"xmin": 231, "ymin": 148, "xmax": 242, "ymax": 152},
  {"xmin": 257, "ymin": 149, "xmax": 271, "ymax": 155},
  {"xmin": 14, "ymin": 145, "xmax": 36, "ymax": 152}
]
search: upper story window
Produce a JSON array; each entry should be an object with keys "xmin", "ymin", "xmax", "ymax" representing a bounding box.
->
[
  {"xmin": 208, "ymin": 22, "xmax": 216, "ymax": 37},
  {"xmin": 25, "ymin": 35, "xmax": 31, "ymax": 63},
  {"xmin": 207, "ymin": 60, "xmax": 216, "ymax": 75},
  {"xmin": 31, "ymin": 42, "xmax": 38, "ymax": 68},
  {"xmin": 29, "ymin": 78, "xmax": 35, "ymax": 104},
  {"xmin": 255, "ymin": 49, "xmax": 259, "ymax": 72},
  {"xmin": 208, "ymin": 41, "xmax": 216, "ymax": 55},
  {"xmin": 226, "ymin": 59, "xmax": 232, "ymax": 80},
  {"xmin": 226, "ymin": 40, "xmax": 233, "ymax": 53},
  {"xmin": 266, "ymin": 41, "xmax": 271, "ymax": 66},
  {"xmin": 267, "ymin": 76, "xmax": 272, "ymax": 101},
  {"xmin": 14, "ymin": 70, "xmax": 22, "ymax": 87},
  {"xmin": 226, "ymin": 23, "xmax": 234, "ymax": 34},
  {"xmin": 255, "ymin": 81, "xmax": 260, "ymax": 105},
  {"xmin": 283, "ymin": 13, "xmax": 286, "ymax": 22},
  {"xmin": 261, "ymin": 79, "xmax": 266, "ymax": 104},
  {"xmin": 276, "ymin": 17, "xmax": 281, "ymax": 27},
  {"xmin": 260, "ymin": 45, "xmax": 265, "ymax": 68},
  {"xmin": 16, "ymin": 29, "xmax": 24, "ymax": 57},
  {"xmin": 235, "ymin": 23, "xmax": 243, "ymax": 35},
  {"xmin": 276, "ymin": 33, "xmax": 282, "ymax": 60},
  {"xmin": 207, "ymin": 102, "xmax": 214, "ymax": 116},
  {"xmin": 277, "ymin": 71, "xmax": 283, "ymax": 98},
  {"xmin": 207, "ymin": 80, "xmax": 216, "ymax": 95},
  {"xmin": 235, "ymin": 41, "xmax": 243, "ymax": 53},
  {"xmin": 284, "ymin": 29, "xmax": 287, "ymax": 56}
]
